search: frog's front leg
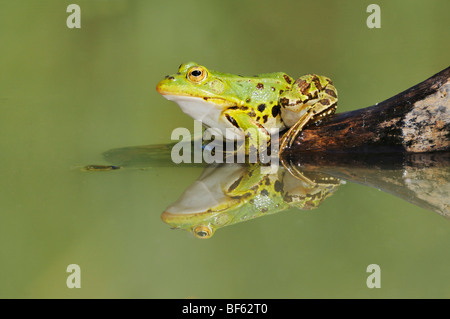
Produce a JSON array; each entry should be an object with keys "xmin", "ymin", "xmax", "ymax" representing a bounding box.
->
[
  {"xmin": 279, "ymin": 74, "xmax": 338, "ymax": 153},
  {"xmin": 222, "ymin": 109, "xmax": 271, "ymax": 155}
]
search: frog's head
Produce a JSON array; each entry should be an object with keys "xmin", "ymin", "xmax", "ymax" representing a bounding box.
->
[
  {"xmin": 160, "ymin": 164, "xmax": 245, "ymax": 239},
  {"xmin": 156, "ymin": 62, "xmax": 285, "ymax": 133},
  {"xmin": 160, "ymin": 163, "xmax": 276, "ymax": 239},
  {"xmin": 157, "ymin": 62, "xmax": 241, "ymax": 104},
  {"xmin": 156, "ymin": 62, "xmax": 239, "ymax": 128}
]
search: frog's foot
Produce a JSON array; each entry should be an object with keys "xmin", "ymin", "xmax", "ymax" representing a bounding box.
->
[
  {"xmin": 221, "ymin": 136, "xmax": 270, "ymax": 163},
  {"xmin": 222, "ymin": 110, "xmax": 271, "ymax": 160},
  {"xmin": 280, "ymin": 156, "xmax": 317, "ymax": 185},
  {"xmin": 279, "ymin": 111, "xmax": 313, "ymax": 154}
]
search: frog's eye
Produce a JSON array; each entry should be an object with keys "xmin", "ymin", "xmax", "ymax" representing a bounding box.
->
[
  {"xmin": 187, "ymin": 66, "xmax": 207, "ymax": 83},
  {"xmin": 193, "ymin": 224, "xmax": 213, "ymax": 239}
]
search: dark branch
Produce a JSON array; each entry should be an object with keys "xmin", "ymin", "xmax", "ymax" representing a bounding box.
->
[{"xmin": 284, "ymin": 66, "xmax": 450, "ymax": 155}]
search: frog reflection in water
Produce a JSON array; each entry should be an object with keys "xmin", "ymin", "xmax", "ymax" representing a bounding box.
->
[
  {"xmin": 161, "ymin": 164, "xmax": 340, "ymax": 239},
  {"xmin": 156, "ymin": 62, "xmax": 338, "ymax": 154}
]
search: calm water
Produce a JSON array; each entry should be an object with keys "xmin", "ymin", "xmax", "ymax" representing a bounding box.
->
[{"xmin": 1, "ymin": 0, "xmax": 449, "ymax": 298}]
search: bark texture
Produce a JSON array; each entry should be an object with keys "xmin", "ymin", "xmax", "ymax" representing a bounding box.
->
[{"xmin": 285, "ymin": 66, "xmax": 450, "ymax": 155}]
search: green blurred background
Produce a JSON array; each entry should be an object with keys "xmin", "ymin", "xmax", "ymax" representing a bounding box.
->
[{"xmin": 0, "ymin": 0, "xmax": 449, "ymax": 298}]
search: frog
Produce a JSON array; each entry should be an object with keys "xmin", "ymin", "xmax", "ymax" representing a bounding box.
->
[
  {"xmin": 161, "ymin": 163, "xmax": 341, "ymax": 239},
  {"xmin": 156, "ymin": 62, "xmax": 338, "ymax": 154}
]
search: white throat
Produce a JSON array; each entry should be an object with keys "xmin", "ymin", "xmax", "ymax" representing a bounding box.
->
[{"xmin": 163, "ymin": 95, "xmax": 243, "ymax": 140}]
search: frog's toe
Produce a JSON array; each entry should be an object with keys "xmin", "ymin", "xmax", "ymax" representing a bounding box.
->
[
  {"xmin": 279, "ymin": 134, "xmax": 290, "ymax": 154},
  {"xmin": 280, "ymin": 122, "xmax": 301, "ymax": 152}
]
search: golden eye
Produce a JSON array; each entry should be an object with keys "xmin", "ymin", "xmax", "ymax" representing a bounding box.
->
[
  {"xmin": 187, "ymin": 66, "xmax": 207, "ymax": 83},
  {"xmin": 193, "ymin": 224, "xmax": 213, "ymax": 239}
]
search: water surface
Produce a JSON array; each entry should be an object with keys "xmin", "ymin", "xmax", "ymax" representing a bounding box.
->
[{"xmin": 1, "ymin": 0, "xmax": 449, "ymax": 298}]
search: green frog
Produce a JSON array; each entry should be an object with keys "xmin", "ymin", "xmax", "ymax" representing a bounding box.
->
[{"xmin": 156, "ymin": 62, "xmax": 338, "ymax": 153}]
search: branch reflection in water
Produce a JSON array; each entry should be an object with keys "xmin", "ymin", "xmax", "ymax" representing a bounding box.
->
[{"xmin": 101, "ymin": 144, "xmax": 450, "ymax": 239}]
